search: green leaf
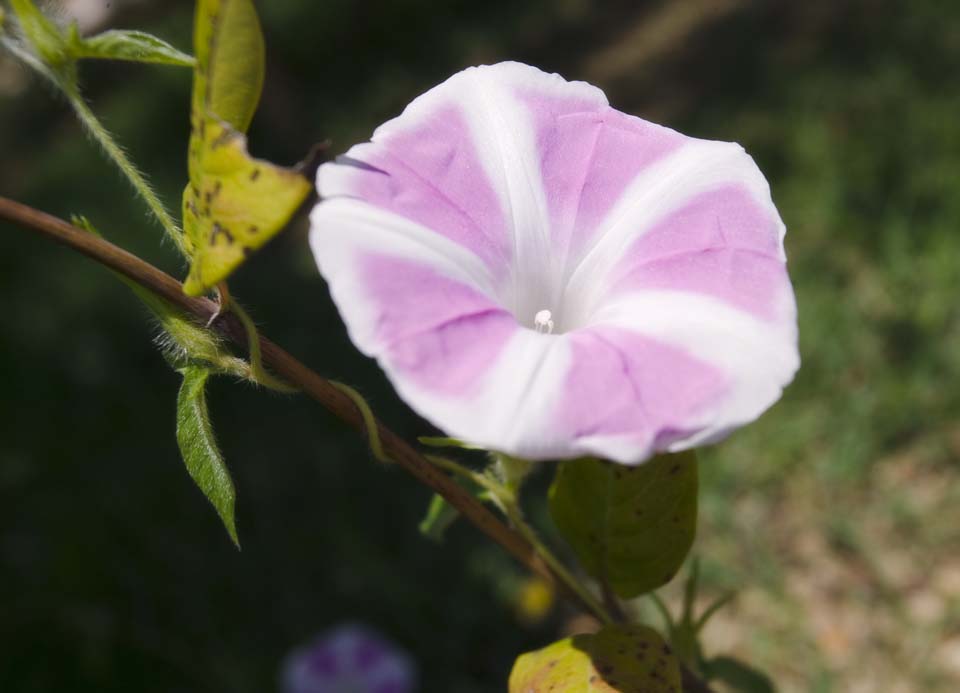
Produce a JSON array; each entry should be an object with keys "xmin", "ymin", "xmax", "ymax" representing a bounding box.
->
[
  {"xmin": 67, "ymin": 26, "xmax": 195, "ymax": 67},
  {"xmin": 181, "ymin": 0, "xmax": 310, "ymax": 295},
  {"xmin": 418, "ymin": 493, "xmax": 460, "ymax": 542},
  {"xmin": 704, "ymin": 656, "xmax": 776, "ymax": 693},
  {"xmin": 549, "ymin": 452, "xmax": 698, "ymax": 598},
  {"xmin": 509, "ymin": 624, "xmax": 681, "ymax": 693},
  {"xmin": 176, "ymin": 365, "xmax": 240, "ymax": 547},
  {"xmin": 192, "ymin": 0, "xmax": 264, "ymax": 133},
  {"xmin": 8, "ymin": 0, "xmax": 68, "ymax": 66}
]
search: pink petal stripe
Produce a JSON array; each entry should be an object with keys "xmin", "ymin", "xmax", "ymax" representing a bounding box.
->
[
  {"xmin": 360, "ymin": 253, "xmax": 516, "ymax": 396},
  {"xmin": 559, "ymin": 327, "xmax": 727, "ymax": 450},
  {"xmin": 609, "ymin": 185, "xmax": 787, "ymax": 319},
  {"xmin": 521, "ymin": 96, "xmax": 687, "ymax": 256},
  {"xmin": 335, "ymin": 106, "xmax": 512, "ymax": 275}
]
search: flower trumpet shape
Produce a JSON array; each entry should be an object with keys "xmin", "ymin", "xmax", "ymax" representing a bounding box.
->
[{"xmin": 310, "ymin": 62, "xmax": 799, "ymax": 464}]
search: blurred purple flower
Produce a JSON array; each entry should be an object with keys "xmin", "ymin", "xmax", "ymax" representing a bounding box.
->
[{"xmin": 282, "ymin": 624, "xmax": 416, "ymax": 693}]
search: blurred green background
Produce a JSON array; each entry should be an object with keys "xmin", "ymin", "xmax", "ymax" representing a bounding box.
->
[{"xmin": 1, "ymin": 0, "xmax": 959, "ymax": 691}]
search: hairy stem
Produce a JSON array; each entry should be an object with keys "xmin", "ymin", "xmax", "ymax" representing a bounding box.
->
[
  {"xmin": 0, "ymin": 196, "xmax": 716, "ymax": 692},
  {"xmin": 0, "ymin": 195, "xmax": 561, "ymax": 600},
  {"xmin": 66, "ymin": 91, "xmax": 188, "ymax": 255}
]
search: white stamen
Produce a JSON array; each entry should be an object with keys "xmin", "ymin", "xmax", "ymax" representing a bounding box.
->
[{"xmin": 534, "ymin": 309, "xmax": 554, "ymax": 334}]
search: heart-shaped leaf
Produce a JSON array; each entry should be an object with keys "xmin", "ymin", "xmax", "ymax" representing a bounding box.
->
[
  {"xmin": 509, "ymin": 624, "xmax": 681, "ymax": 692},
  {"xmin": 549, "ymin": 452, "xmax": 698, "ymax": 598}
]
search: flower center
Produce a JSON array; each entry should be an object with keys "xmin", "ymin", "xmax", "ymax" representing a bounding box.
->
[{"xmin": 533, "ymin": 309, "xmax": 554, "ymax": 334}]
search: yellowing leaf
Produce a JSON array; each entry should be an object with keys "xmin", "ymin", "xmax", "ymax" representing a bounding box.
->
[
  {"xmin": 509, "ymin": 625, "xmax": 681, "ymax": 693},
  {"xmin": 182, "ymin": 116, "xmax": 310, "ymax": 295},
  {"xmin": 181, "ymin": 0, "xmax": 310, "ymax": 294},
  {"xmin": 549, "ymin": 452, "xmax": 698, "ymax": 598}
]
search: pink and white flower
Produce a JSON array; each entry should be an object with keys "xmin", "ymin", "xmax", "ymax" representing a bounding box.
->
[{"xmin": 310, "ymin": 62, "xmax": 799, "ymax": 465}]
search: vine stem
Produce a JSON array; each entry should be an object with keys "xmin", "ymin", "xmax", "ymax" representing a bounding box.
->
[
  {"xmin": 66, "ymin": 92, "xmax": 188, "ymax": 255},
  {"xmin": 426, "ymin": 453, "xmax": 614, "ymax": 626},
  {"xmin": 0, "ymin": 195, "xmax": 577, "ymax": 605},
  {"xmin": 0, "ymin": 196, "xmax": 715, "ymax": 693},
  {"xmin": 0, "ymin": 34, "xmax": 188, "ymax": 254},
  {"xmin": 504, "ymin": 501, "xmax": 614, "ymax": 626}
]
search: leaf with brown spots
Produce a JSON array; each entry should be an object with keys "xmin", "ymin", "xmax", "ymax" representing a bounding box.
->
[
  {"xmin": 509, "ymin": 624, "xmax": 681, "ymax": 692},
  {"xmin": 181, "ymin": 116, "xmax": 310, "ymax": 295},
  {"xmin": 548, "ymin": 452, "xmax": 698, "ymax": 598}
]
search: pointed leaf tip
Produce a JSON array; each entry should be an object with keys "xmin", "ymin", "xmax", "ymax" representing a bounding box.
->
[
  {"xmin": 69, "ymin": 27, "xmax": 195, "ymax": 67},
  {"xmin": 176, "ymin": 366, "xmax": 240, "ymax": 547}
]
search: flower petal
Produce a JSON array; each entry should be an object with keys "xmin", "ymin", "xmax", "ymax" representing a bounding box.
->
[
  {"xmin": 312, "ymin": 62, "xmax": 799, "ymax": 465},
  {"xmin": 589, "ymin": 290, "xmax": 799, "ymax": 457},
  {"xmin": 554, "ymin": 327, "xmax": 729, "ymax": 463}
]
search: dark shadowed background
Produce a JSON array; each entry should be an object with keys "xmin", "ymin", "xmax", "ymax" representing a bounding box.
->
[{"xmin": 1, "ymin": 0, "xmax": 959, "ymax": 690}]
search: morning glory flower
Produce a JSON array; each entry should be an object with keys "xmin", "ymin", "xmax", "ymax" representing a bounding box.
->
[
  {"xmin": 310, "ymin": 62, "xmax": 799, "ymax": 465},
  {"xmin": 282, "ymin": 624, "xmax": 416, "ymax": 693}
]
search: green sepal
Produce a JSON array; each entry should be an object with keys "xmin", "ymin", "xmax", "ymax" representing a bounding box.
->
[
  {"xmin": 176, "ymin": 365, "xmax": 240, "ymax": 547},
  {"xmin": 418, "ymin": 493, "xmax": 460, "ymax": 543},
  {"xmin": 509, "ymin": 624, "xmax": 681, "ymax": 692},
  {"xmin": 66, "ymin": 25, "xmax": 195, "ymax": 67},
  {"xmin": 548, "ymin": 452, "xmax": 698, "ymax": 598},
  {"xmin": 418, "ymin": 436, "xmax": 484, "ymax": 450}
]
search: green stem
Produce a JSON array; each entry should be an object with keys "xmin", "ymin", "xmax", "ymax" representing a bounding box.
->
[
  {"xmin": 501, "ymin": 496, "xmax": 613, "ymax": 625},
  {"xmin": 423, "ymin": 453, "xmax": 612, "ymax": 623},
  {"xmin": 1, "ymin": 31, "xmax": 187, "ymax": 253},
  {"xmin": 423, "ymin": 454, "xmax": 490, "ymax": 489},
  {"xmin": 224, "ymin": 294, "xmax": 298, "ymax": 393},
  {"xmin": 66, "ymin": 90, "xmax": 188, "ymax": 255}
]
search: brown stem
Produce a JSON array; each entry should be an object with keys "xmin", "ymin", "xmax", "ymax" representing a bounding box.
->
[{"xmin": 0, "ymin": 196, "xmax": 715, "ymax": 692}]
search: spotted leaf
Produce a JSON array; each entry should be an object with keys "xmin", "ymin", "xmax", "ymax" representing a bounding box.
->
[
  {"xmin": 181, "ymin": 0, "xmax": 309, "ymax": 295},
  {"xmin": 509, "ymin": 625, "xmax": 681, "ymax": 693},
  {"xmin": 182, "ymin": 117, "xmax": 310, "ymax": 295}
]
